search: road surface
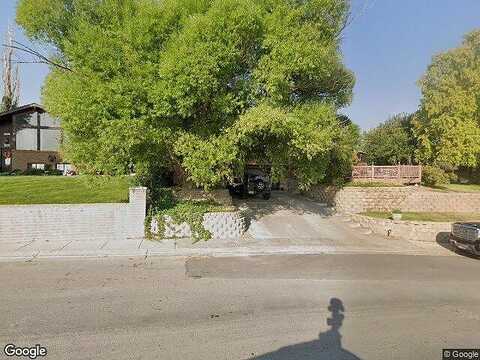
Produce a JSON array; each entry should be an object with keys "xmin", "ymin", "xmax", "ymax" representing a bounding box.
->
[{"xmin": 1, "ymin": 253, "xmax": 479, "ymax": 359}]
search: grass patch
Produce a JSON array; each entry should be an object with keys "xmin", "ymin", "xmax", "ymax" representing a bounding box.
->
[
  {"xmin": 0, "ymin": 176, "xmax": 133, "ymax": 205},
  {"xmin": 362, "ymin": 211, "xmax": 480, "ymax": 222},
  {"xmin": 433, "ymin": 183, "xmax": 480, "ymax": 193},
  {"xmin": 344, "ymin": 181, "xmax": 404, "ymax": 188}
]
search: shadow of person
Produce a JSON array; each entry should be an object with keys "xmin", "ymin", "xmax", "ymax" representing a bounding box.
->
[{"xmin": 249, "ymin": 298, "xmax": 362, "ymax": 360}]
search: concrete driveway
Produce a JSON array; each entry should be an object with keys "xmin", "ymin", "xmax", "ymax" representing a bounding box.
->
[{"xmin": 235, "ymin": 192, "xmax": 448, "ymax": 254}]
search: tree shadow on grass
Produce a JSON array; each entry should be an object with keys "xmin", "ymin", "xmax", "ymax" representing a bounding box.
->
[{"xmin": 249, "ymin": 298, "xmax": 362, "ymax": 360}]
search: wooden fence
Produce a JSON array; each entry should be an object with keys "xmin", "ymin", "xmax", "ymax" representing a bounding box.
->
[{"xmin": 352, "ymin": 165, "xmax": 422, "ymax": 184}]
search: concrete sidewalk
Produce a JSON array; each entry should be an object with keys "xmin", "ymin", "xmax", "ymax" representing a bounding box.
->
[{"xmin": 0, "ymin": 235, "xmax": 455, "ymax": 261}]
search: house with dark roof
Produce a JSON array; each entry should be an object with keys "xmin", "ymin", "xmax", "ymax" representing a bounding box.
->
[{"xmin": 0, "ymin": 103, "xmax": 69, "ymax": 173}]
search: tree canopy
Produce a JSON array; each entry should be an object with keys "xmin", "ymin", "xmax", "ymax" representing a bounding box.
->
[
  {"xmin": 413, "ymin": 29, "xmax": 480, "ymax": 169},
  {"xmin": 17, "ymin": 0, "xmax": 357, "ymax": 189},
  {"xmin": 362, "ymin": 113, "xmax": 416, "ymax": 165}
]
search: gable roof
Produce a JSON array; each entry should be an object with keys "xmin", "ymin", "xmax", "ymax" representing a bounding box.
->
[{"xmin": 0, "ymin": 103, "xmax": 45, "ymax": 118}]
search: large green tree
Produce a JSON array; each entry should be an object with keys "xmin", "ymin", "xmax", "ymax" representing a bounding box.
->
[
  {"xmin": 413, "ymin": 29, "xmax": 480, "ymax": 168},
  {"xmin": 17, "ymin": 0, "xmax": 356, "ymax": 189},
  {"xmin": 362, "ymin": 113, "xmax": 416, "ymax": 165}
]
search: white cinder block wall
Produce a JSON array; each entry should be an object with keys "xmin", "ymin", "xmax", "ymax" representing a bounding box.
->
[{"xmin": 0, "ymin": 187, "xmax": 147, "ymax": 242}]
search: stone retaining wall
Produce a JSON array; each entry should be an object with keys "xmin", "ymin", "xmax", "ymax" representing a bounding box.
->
[
  {"xmin": 305, "ymin": 185, "xmax": 480, "ymax": 214},
  {"xmin": 349, "ymin": 214, "xmax": 451, "ymax": 242},
  {"xmin": 0, "ymin": 187, "xmax": 147, "ymax": 242},
  {"xmin": 150, "ymin": 211, "xmax": 246, "ymax": 239}
]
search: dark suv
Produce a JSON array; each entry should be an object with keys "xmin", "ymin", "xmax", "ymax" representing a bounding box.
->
[
  {"xmin": 228, "ymin": 167, "xmax": 271, "ymax": 200},
  {"xmin": 450, "ymin": 222, "xmax": 480, "ymax": 256}
]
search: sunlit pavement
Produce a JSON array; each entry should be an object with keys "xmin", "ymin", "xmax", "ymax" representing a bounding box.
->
[{"xmin": 1, "ymin": 253, "xmax": 478, "ymax": 359}]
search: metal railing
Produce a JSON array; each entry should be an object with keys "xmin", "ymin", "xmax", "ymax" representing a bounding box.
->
[{"xmin": 352, "ymin": 165, "xmax": 422, "ymax": 183}]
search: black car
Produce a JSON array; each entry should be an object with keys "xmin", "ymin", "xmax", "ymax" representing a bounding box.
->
[{"xmin": 228, "ymin": 167, "xmax": 271, "ymax": 200}]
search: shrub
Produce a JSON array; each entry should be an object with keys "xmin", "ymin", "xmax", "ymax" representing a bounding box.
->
[
  {"xmin": 22, "ymin": 168, "xmax": 47, "ymax": 176},
  {"xmin": 21, "ymin": 168, "xmax": 63, "ymax": 176},
  {"xmin": 45, "ymin": 169, "xmax": 63, "ymax": 176},
  {"xmin": 422, "ymin": 165, "xmax": 450, "ymax": 186},
  {"xmin": 447, "ymin": 171, "xmax": 458, "ymax": 183}
]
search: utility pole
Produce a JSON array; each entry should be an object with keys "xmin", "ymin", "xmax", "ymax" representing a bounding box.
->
[{"xmin": 1, "ymin": 25, "xmax": 20, "ymax": 112}]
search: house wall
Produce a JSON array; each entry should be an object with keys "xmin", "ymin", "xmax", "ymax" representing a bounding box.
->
[
  {"xmin": 0, "ymin": 187, "xmax": 146, "ymax": 243},
  {"xmin": 12, "ymin": 149, "xmax": 62, "ymax": 171},
  {"xmin": 0, "ymin": 118, "xmax": 13, "ymax": 172},
  {"xmin": 0, "ymin": 109, "xmax": 63, "ymax": 171}
]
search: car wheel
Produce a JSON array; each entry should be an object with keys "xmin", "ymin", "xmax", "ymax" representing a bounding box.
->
[{"xmin": 255, "ymin": 179, "xmax": 266, "ymax": 192}]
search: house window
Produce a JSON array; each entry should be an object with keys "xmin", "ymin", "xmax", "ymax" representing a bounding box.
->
[
  {"xmin": 40, "ymin": 113, "xmax": 61, "ymax": 128},
  {"xmin": 15, "ymin": 112, "xmax": 37, "ymax": 127},
  {"xmin": 14, "ymin": 111, "xmax": 61, "ymax": 152},
  {"xmin": 15, "ymin": 128, "xmax": 38, "ymax": 150},
  {"xmin": 56, "ymin": 163, "xmax": 72, "ymax": 174},
  {"xmin": 3, "ymin": 133, "xmax": 10, "ymax": 148},
  {"xmin": 29, "ymin": 163, "xmax": 46, "ymax": 170},
  {"xmin": 40, "ymin": 129, "xmax": 61, "ymax": 151}
]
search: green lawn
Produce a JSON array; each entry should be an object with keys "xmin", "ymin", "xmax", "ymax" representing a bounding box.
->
[
  {"xmin": 363, "ymin": 211, "xmax": 480, "ymax": 222},
  {"xmin": 435, "ymin": 183, "xmax": 480, "ymax": 192},
  {"xmin": 0, "ymin": 176, "xmax": 133, "ymax": 205}
]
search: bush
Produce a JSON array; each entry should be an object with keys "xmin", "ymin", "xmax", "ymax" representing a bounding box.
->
[
  {"xmin": 22, "ymin": 168, "xmax": 47, "ymax": 176},
  {"xmin": 21, "ymin": 168, "xmax": 63, "ymax": 176},
  {"xmin": 447, "ymin": 171, "xmax": 458, "ymax": 183},
  {"xmin": 45, "ymin": 169, "xmax": 63, "ymax": 176},
  {"xmin": 422, "ymin": 166, "xmax": 450, "ymax": 186}
]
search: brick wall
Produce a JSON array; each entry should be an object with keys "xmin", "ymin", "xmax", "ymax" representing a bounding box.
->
[
  {"xmin": 305, "ymin": 185, "xmax": 480, "ymax": 214},
  {"xmin": 12, "ymin": 150, "xmax": 62, "ymax": 171},
  {"xmin": 0, "ymin": 187, "xmax": 146, "ymax": 242}
]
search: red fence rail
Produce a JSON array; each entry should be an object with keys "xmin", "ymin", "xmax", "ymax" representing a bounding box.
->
[{"xmin": 352, "ymin": 165, "xmax": 422, "ymax": 184}]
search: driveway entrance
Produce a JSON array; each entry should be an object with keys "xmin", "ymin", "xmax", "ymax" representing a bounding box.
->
[{"xmin": 235, "ymin": 192, "xmax": 441, "ymax": 253}]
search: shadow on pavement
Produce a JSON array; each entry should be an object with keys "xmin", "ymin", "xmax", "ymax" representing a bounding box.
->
[
  {"xmin": 235, "ymin": 192, "xmax": 334, "ymax": 229},
  {"xmin": 249, "ymin": 298, "xmax": 362, "ymax": 360}
]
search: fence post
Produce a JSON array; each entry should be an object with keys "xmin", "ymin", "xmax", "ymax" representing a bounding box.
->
[{"xmin": 371, "ymin": 165, "xmax": 374, "ymax": 180}]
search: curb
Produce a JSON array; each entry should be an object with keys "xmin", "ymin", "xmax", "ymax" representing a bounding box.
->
[{"xmin": 0, "ymin": 244, "xmax": 455, "ymax": 262}]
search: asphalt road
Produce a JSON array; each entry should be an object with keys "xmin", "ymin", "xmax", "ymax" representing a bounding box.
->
[{"xmin": 1, "ymin": 253, "xmax": 479, "ymax": 360}]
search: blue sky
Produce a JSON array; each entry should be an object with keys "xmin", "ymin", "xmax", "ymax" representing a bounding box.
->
[{"xmin": 1, "ymin": 0, "xmax": 480, "ymax": 129}]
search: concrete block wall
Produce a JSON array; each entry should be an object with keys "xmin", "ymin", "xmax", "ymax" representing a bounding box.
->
[
  {"xmin": 151, "ymin": 211, "xmax": 246, "ymax": 240},
  {"xmin": 203, "ymin": 212, "xmax": 246, "ymax": 239},
  {"xmin": 0, "ymin": 187, "xmax": 147, "ymax": 242},
  {"xmin": 306, "ymin": 185, "xmax": 480, "ymax": 214}
]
